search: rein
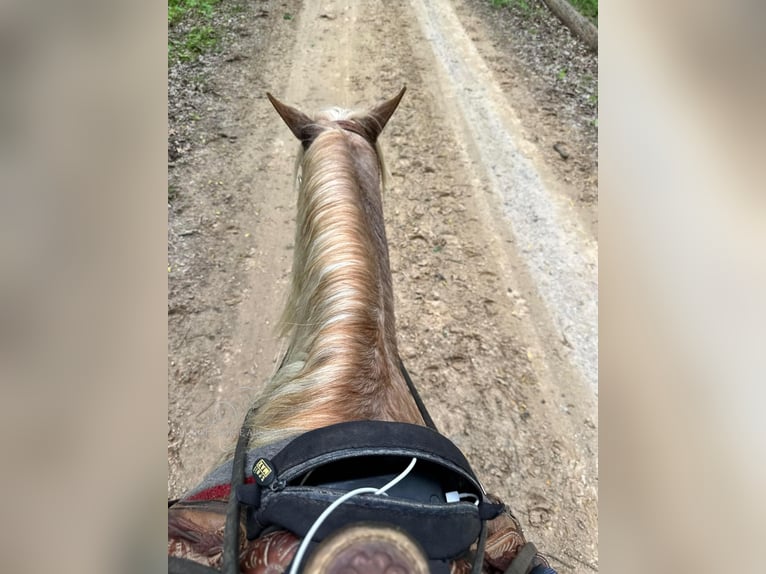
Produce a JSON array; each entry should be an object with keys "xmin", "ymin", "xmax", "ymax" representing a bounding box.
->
[
  {"xmin": 221, "ymin": 406, "xmax": 256, "ymax": 574},
  {"xmin": 399, "ymin": 359, "xmax": 438, "ymax": 431}
]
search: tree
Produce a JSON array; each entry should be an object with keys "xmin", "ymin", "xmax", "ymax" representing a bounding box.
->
[{"xmin": 541, "ymin": 0, "xmax": 597, "ymax": 51}]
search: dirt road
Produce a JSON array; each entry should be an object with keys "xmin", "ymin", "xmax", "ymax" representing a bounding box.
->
[{"xmin": 168, "ymin": 0, "xmax": 597, "ymax": 571}]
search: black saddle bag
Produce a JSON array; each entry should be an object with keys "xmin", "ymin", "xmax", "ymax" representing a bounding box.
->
[{"xmin": 236, "ymin": 420, "xmax": 504, "ymax": 561}]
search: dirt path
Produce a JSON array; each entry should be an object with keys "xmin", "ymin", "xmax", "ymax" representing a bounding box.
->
[{"xmin": 169, "ymin": 1, "xmax": 598, "ymax": 571}]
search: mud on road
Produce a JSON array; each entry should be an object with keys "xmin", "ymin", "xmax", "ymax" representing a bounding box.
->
[{"xmin": 168, "ymin": 1, "xmax": 598, "ymax": 571}]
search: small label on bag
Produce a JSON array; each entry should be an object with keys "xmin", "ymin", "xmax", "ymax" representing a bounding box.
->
[{"xmin": 252, "ymin": 458, "xmax": 276, "ymax": 486}]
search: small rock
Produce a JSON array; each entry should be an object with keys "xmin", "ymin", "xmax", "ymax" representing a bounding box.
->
[{"xmin": 553, "ymin": 142, "xmax": 570, "ymax": 160}]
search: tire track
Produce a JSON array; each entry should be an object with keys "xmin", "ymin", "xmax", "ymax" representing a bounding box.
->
[{"xmin": 411, "ymin": 0, "xmax": 598, "ymax": 395}]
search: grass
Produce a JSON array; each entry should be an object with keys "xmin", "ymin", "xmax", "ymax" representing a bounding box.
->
[
  {"xmin": 168, "ymin": 0, "xmax": 220, "ymax": 25},
  {"xmin": 168, "ymin": 0, "xmax": 222, "ymax": 62},
  {"xmin": 183, "ymin": 25, "xmax": 217, "ymax": 56},
  {"xmin": 491, "ymin": 0, "xmax": 531, "ymax": 13},
  {"xmin": 568, "ymin": 0, "xmax": 597, "ymax": 22}
]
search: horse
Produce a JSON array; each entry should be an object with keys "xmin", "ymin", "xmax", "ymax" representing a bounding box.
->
[{"xmin": 168, "ymin": 90, "xmax": 555, "ymax": 574}]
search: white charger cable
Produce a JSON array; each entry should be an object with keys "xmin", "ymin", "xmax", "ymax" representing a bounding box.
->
[
  {"xmin": 445, "ymin": 491, "xmax": 479, "ymax": 505},
  {"xmin": 288, "ymin": 457, "xmax": 418, "ymax": 574}
]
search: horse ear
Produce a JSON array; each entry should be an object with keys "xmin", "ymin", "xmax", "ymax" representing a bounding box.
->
[
  {"xmin": 267, "ymin": 93, "xmax": 313, "ymax": 141},
  {"xmin": 357, "ymin": 87, "xmax": 406, "ymax": 142}
]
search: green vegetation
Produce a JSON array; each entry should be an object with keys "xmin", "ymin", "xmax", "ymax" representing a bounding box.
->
[
  {"xmin": 491, "ymin": 0, "xmax": 531, "ymax": 12},
  {"xmin": 182, "ymin": 25, "xmax": 217, "ymax": 58},
  {"xmin": 168, "ymin": 0, "xmax": 222, "ymax": 62},
  {"xmin": 168, "ymin": 0, "xmax": 220, "ymax": 24},
  {"xmin": 568, "ymin": 0, "xmax": 597, "ymax": 22}
]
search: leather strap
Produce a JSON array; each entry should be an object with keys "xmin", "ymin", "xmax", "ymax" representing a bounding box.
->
[{"xmin": 504, "ymin": 542, "xmax": 539, "ymax": 574}]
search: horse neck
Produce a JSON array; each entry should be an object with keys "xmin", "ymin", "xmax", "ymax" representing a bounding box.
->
[{"xmin": 280, "ymin": 131, "xmax": 399, "ymax": 379}]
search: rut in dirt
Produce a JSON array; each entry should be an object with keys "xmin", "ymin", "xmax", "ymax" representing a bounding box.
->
[{"xmin": 169, "ymin": 0, "xmax": 598, "ymax": 571}]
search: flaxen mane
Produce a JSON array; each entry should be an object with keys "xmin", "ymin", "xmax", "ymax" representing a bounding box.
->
[{"xmin": 245, "ymin": 91, "xmax": 424, "ymax": 448}]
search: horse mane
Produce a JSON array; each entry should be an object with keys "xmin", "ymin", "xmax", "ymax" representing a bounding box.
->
[{"xmin": 246, "ymin": 107, "xmax": 422, "ymax": 447}]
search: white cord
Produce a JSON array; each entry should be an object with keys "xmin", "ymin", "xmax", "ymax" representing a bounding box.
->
[
  {"xmin": 458, "ymin": 492, "xmax": 480, "ymax": 506},
  {"xmin": 288, "ymin": 457, "xmax": 418, "ymax": 574}
]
